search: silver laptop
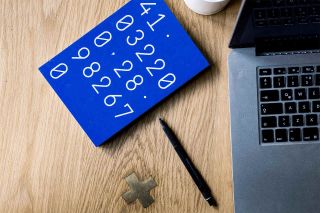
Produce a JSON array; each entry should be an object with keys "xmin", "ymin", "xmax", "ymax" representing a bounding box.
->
[{"xmin": 228, "ymin": 1, "xmax": 320, "ymax": 213}]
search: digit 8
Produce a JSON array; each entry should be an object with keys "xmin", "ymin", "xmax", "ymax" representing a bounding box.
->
[
  {"xmin": 83, "ymin": 62, "xmax": 100, "ymax": 78},
  {"xmin": 126, "ymin": 75, "xmax": 144, "ymax": 91}
]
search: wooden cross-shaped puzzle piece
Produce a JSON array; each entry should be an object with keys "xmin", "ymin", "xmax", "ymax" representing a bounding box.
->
[{"xmin": 122, "ymin": 173, "xmax": 157, "ymax": 208}]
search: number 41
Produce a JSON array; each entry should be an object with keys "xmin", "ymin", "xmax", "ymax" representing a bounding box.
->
[{"xmin": 140, "ymin": 3, "xmax": 166, "ymax": 32}]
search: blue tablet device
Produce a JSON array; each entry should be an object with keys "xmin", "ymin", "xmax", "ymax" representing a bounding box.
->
[{"xmin": 39, "ymin": 0, "xmax": 209, "ymax": 146}]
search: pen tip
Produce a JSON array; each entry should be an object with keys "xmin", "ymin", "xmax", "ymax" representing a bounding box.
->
[
  {"xmin": 158, "ymin": 118, "xmax": 167, "ymax": 128},
  {"xmin": 207, "ymin": 197, "xmax": 218, "ymax": 207}
]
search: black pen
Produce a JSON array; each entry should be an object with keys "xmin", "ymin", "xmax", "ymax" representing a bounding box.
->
[{"xmin": 159, "ymin": 118, "xmax": 217, "ymax": 207}]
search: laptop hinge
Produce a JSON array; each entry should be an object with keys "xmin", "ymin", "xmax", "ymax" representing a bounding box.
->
[{"xmin": 255, "ymin": 35, "xmax": 320, "ymax": 56}]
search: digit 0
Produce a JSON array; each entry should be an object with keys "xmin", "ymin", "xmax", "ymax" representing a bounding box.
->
[
  {"xmin": 83, "ymin": 62, "xmax": 100, "ymax": 78},
  {"xmin": 50, "ymin": 63, "xmax": 68, "ymax": 79},
  {"xmin": 116, "ymin": 15, "xmax": 134, "ymax": 32},
  {"xmin": 94, "ymin": 31, "xmax": 112, "ymax": 48},
  {"xmin": 158, "ymin": 73, "xmax": 176, "ymax": 90}
]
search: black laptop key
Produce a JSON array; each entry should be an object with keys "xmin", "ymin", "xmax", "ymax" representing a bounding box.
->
[
  {"xmin": 298, "ymin": 0, "xmax": 308, "ymax": 4},
  {"xmin": 269, "ymin": 19, "xmax": 282, "ymax": 26},
  {"xmin": 301, "ymin": 75, "xmax": 313, "ymax": 86},
  {"xmin": 303, "ymin": 128, "xmax": 319, "ymax": 141},
  {"xmin": 255, "ymin": 20, "xmax": 268, "ymax": 27},
  {"xmin": 255, "ymin": 10, "xmax": 267, "ymax": 19},
  {"xmin": 276, "ymin": 129, "xmax": 288, "ymax": 142},
  {"xmin": 261, "ymin": 116, "xmax": 277, "ymax": 128},
  {"xmin": 295, "ymin": 7, "xmax": 308, "ymax": 17},
  {"xmin": 297, "ymin": 17, "xmax": 309, "ymax": 24},
  {"xmin": 285, "ymin": 102, "xmax": 297, "ymax": 113},
  {"xmin": 311, "ymin": 17, "xmax": 320, "ymax": 23},
  {"xmin": 309, "ymin": 88, "xmax": 320, "ymax": 99},
  {"xmin": 279, "ymin": 116, "xmax": 290, "ymax": 127},
  {"xmin": 261, "ymin": 103, "xmax": 283, "ymax": 115},
  {"xmin": 261, "ymin": 130, "xmax": 274, "ymax": 143},
  {"xmin": 295, "ymin": 88, "xmax": 307, "ymax": 100},
  {"xmin": 306, "ymin": 114, "xmax": 318, "ymax": 126},
  {"xmin": 289, "ymin": 128, "xmax": 302, "ymax": 142},
  {"xmin": 261, "ymin": 90, "xmax": 279, "ymax": 102},
  {"xmin": 287, "ymin": 0, "xmax": 297, "ymax": 5},
  {"xmin": 281, "ymin": 89, "xmax": 293, "ymax": 101},
  {"xmin": 298, "ymin": 101, "xmax": 311, "ymax": 113},
  {"xmin": 281, "ymin": 8, "xmax": 293, "ymax": 17},
  {"xmin": 255, "ymin": 0, "xmax": 272, "ymax": 7},
  {"xmin": 292, "ymin": 115, "xmax": 304, "ymax": 126},
  {"xmin": 302, "ymin": 66, "xmax": 315, "ymax": 73},
  {"xmin": 310, "ymin": 6, "xmax": 320, "ymax": 16},
  {"xmin": 268, "ymin": 9, "xmax": 280, "ymax": 19},
  {"xmin": 273, "ymin": 0, "xmax": 286, "ymax": 6},
  {"xmin": 274, "ymin": 76, "xmax": 286, "ymax": 88},
  {"xmin": 259, "ymin": 68, "xmax": 272, "ymax": 75},
  {"xmin": 288, "ymin": 76, "xmax": 299, "ymax": 87},
  {"xmin": 260, "ymin": 77, "xmax": 272, "ymax": 88},
  {"xmin": 288, "ymin": 67, "xmax": 300, "ymax": 74},
  {"xmin": 313, "ymin": 101, "xmax": 320, "ymax": 112},
  {"xmin": 316, "ymin": 74, "xmax": 320, "ymax": 85},
  {"xmin": 283, "ymin": 18, "xmax": 295, "ymax": 25},
  {"xmin": 274, "ymin": 68, "xmax": 286, "ymax": 75},
  {"xmin": 317, "ymin": 66, "xmax": 320, "ymax": 73}
]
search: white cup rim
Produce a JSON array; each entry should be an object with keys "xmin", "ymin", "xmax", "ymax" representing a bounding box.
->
[{"xmin": 203, "ymin": 0, "xmax": 228, "ymax": 2}]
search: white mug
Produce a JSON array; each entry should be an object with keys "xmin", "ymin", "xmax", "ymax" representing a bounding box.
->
[{"xmin": 183, "ymin": 0, "xmax": 231, "ymax": 15}]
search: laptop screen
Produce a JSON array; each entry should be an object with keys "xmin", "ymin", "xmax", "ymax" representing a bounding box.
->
[{"xmin": 229, "ymin": 0, "xmax": 320, "ymax": 50}]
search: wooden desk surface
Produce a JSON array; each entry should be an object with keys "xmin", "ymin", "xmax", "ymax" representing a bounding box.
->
[{"xmin": 0, "ymin": 0, "xmax": 241, "ymax": 212}]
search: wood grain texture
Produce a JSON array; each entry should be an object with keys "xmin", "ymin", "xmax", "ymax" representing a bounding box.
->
[{"xmin": 0, "ymin": 0, "xmax": 241, "ymax": 212}]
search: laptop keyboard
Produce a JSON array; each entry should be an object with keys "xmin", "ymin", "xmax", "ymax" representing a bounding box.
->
[
  {"xmin": 254, "ymin": 1, "xmax": 320, "ymax": 27},
  {"xmin": 258, "ymin": 65, "xmax": 320, "ymax": 144}
]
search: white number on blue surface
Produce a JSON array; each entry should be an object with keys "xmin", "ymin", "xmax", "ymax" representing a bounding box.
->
[
  {"xmin": 116, "ymin": 15, "xmax": 134, "ymax": 32},
  {"xmin": 92, "ymin": 76, "xmax": 111, "ymax": 94},
  {"xmin": 83, "ymin": 62, "xmax": 100, "ymax": 78},
  {"xmin": 127, "ymin": 30, "xmax": 144, "ymax": 46},
  {"xmin": 146, "ymin": 59, "xmax": 166, "ymax": 77},
  {"xmin": 135, "ymin": 44, "xmax": 155, "ymax": 62},
  {"xmin": 104, "ymin": 94, "xmax": 122, "ymax": 107},
  {"xmin": 126, "ymin": 75, "xmax": 144, "ymax": 91},
  {"xmin": 115, "ymin": 104, "xmax": 134, "ymax": 118},
  {"xmin": 140, "ymin": 3, "xmax": 157, "ymax": 16},
  {"xmin": 50, "ymin": 63, "xmax": 68, "ymax": 79},
  {"xmin": 94, "ymin": 31, "xmax": 112, "ymax": 48},
  {"xmin": 158, "ymin": 73, "xmax": 176, "ymax": 89},
  {"xmin": 72, "ymin": 47, "xmax": 90, "ymax": 60},
  {"xmin": 114, "ymin": 60, "xmax": 133, "ymax": 78},
  {"xmin": 147, "ymin": 14, "xmax": 165, "ymax": 32}
]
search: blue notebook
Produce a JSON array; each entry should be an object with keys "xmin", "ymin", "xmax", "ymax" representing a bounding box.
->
[{"xmin": 39, "ymin": 0, "xmax": 209, "ymax": 146}]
